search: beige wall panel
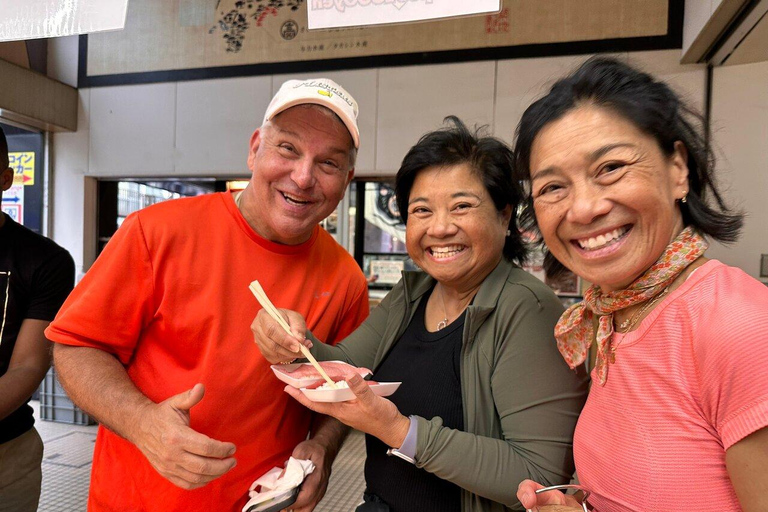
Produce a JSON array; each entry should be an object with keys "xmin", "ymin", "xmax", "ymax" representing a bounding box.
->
[
  {"xmin": 494, "ymin": 50, "xmax": 705, "ymax": 148},
  {"xmin": 0, "ymin": 41, "xmax": 29, "ymax": 68},
  {"xmin": 627, "ymin": 50, "xmax": 706, "ymax": 111},
  {"xmin": 708, "ymin": 61, "xmax": 768, "ymax": 280},
  {"xmin": 0, "ymin": 58, "xmax": 78, "ymax": 131},
  {"xmin": 494, "ymin": 54, "xmax": 586, "ymax": 146},
  {"xmin": 271, "ymin": 69, "xmax": 378, "ymax": 176},
  {"xmin": 376, "ymin": 61, "xmax": 496, "ymax": 175},
  {"xmin": 47, "ymin": 35, "xmax": 79, "ymax": 88},
  {"xmin": 89, "ymin": 83, "xmax": 177, "ymax": 176},
  {"xmin": 175, "ymin": 75, "xmax": 272, "ymax": 175},
  {"xmin": 51, "ymin": 89, "xmax": 90, "ymax": 272}
]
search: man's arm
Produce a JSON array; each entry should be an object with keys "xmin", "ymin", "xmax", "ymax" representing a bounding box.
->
[
  {"xmin": 53, "ymin": 344, "xmax": 238, "ymax": 490},
  {"xmin": 0, "ymin": 319, "xmax": 51, "ymax": 420},
  {"xmin": 289, "ymin": 413, "xmax": 350, "ymax": 512}
]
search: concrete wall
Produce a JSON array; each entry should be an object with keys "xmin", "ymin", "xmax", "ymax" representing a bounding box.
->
[
  {"xmin": 48, "ymin": 48, "xmax": 709, "ymax": 274},
  {"xmin": 707, "ymin": 60, "xmax": 768, "ymax": 282}
]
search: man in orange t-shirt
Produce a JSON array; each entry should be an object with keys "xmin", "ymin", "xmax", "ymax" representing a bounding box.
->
[{"xmin": 45, "ymin": 78, "xmax": 369, "ymax": 512}]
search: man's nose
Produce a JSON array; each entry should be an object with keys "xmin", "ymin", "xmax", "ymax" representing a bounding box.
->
[{"xmin": 290, "ymin": 159, "xmax": 316, "ymax": 190}]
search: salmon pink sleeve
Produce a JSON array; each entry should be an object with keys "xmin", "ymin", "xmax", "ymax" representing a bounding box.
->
[
  {"xmin": 695, "ymin": 270, "xmax": 768, "ymax": 449},
  {"xmin": 45, "ymin": 213, "xmax": 157, "ymax": 365}
]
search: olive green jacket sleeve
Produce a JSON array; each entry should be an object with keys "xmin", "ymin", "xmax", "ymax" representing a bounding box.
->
[{"xmin": 307, "ymin": 278, "xmax": 404, "ymax": 369}]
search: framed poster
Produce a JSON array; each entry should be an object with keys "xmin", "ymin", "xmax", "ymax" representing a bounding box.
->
[{"xmin": 80, "ymin": 0, "xmax": 680, "ymax": 86}]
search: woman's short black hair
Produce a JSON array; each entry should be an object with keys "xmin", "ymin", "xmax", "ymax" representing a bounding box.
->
[
  {"xmin": 395, "ymin": 116, "xmax": 527, "ymax": 264},
  {"xmin": 513, "ymin": 56, "xmax": 743, "ymax": 277}
]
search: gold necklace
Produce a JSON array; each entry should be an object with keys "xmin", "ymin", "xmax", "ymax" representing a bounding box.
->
[
  {"xmin": 437, "ymin": 285, "xmax": 448, "ymax": 330},
  {"xmin": 610, "ymin": 287, "xmax": 671, "ymax": 362},
  {"xmin": 436, "ymin": 285, "xmax": 476, "ymax": 331},
  {"xmin": 615, "ymin": 286, "xmax": 670, "ymax": 334}
]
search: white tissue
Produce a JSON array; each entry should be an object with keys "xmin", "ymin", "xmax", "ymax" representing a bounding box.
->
[{"xmin": 241, "ymin": 457, "xmax": 315, "ymax": 512}]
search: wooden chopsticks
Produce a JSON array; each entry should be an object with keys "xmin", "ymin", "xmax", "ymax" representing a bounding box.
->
[{"xmin": 249, "ymin": 280, "xmax": 338, "ymax": 389}]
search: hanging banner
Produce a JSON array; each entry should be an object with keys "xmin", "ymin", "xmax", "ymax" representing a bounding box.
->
[
  {"xmin": 0, "ymin": 0, "xmax": 128, "ymax": 42},
  {"xmin": 307, "ymin": 0, "xmax": 501, "ymax": 30}
]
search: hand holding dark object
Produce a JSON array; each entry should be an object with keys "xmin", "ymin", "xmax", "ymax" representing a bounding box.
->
[
  {"xmin": 131, "ymin": 383, "xmax": 237, "ymax": 490},
  {"xmin": 284, "ymin": 438, "xmax": 331, "ymax": 512},
  {"xmin": 251, "ymin": 308, "xmax": 312, "ymax": 364}
]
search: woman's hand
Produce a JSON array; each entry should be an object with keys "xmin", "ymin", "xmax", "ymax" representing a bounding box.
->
[
  {"xmin": 284, "ymin": 374, "xmax": 411, "ymax": 449},
  {"xmin": 250, "ymin": 308, "xmax": 312, "ymax": 364},
  {"xmin": 517, "ymin": 480, "xmax": 584, "ymax": 512}
]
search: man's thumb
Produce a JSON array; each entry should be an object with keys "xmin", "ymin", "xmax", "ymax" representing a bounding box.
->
[{"xmin": 169, "ymin": 383, "xmax": 205, "ymax": 412}]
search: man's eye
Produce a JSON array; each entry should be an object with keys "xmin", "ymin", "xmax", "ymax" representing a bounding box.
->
[{"xmin": 279, "ymin": 144, "xmax": 296, "ymax": 153}]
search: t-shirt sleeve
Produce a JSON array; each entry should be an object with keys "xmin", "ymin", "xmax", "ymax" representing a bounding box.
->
[
  {"xmin": 45, "ymin": 213, "xmax": 157, "ymax": 365},
  {"xmin": 326, "ymin": 271, "xmax": 369, "ymax": 345},
  {"xmin": 25, "ymin": 249, "xmax": 75, "ymax": 322},
  {"xmin": 695, "ymin": 271, "xmax": 768, "ymax": 450}
]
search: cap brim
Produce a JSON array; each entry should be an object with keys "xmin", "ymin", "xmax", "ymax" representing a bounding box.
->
[{"xmin": 266, "ymin": 98, "xmax": 360, "ymax": 149}]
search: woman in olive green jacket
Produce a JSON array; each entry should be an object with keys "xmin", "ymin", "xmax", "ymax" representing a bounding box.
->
[{"xmin": 253, "ymin": 117, "xmax": 588, "ymax": 512}]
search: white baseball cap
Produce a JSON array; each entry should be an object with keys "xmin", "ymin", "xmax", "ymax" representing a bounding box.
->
[{"xmin": 264, "ymin": 78, "xmax": 360, "ymax": 148}]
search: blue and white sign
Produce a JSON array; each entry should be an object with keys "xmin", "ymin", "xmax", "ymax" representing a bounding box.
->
[{"xmin": 1, "ymin": 184, "xmax": 23, "ymax": 223}]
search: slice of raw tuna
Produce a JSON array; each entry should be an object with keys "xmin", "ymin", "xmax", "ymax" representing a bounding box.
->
[{"xmin": 275, "ymin": 361, "xmax": 372, "ymax": 381}]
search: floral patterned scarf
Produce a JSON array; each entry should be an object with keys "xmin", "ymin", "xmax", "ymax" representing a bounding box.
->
[{"xmin": 555, "ymin": 226, "xmax": 708, "ymax": 385}]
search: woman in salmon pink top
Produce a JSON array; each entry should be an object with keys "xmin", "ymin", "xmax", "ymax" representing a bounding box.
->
[{"xmin": 515, "ymin": 57, "xmax": 768, "ymax": 512}]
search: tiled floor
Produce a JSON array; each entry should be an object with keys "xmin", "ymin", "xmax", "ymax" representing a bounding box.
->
[{"xmin": 32, "ymin": 400, "xmax": 366, "ymax": 511}]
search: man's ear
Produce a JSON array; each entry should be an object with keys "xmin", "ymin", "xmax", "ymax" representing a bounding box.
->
[
  {"xmin": 345, "ymin": 167, "xmax": 355, "ymax": 187},
  {"xmin": 0, "ymin": 167, "xmax": 13, "ymax": 192},
  {"xmin": 247, "ymin": 128, "xmax": 262, "ymax": 173}
]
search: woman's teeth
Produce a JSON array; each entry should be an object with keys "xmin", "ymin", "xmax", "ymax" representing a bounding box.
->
[
  {"xmin": 577, "ymin": 227, "xmax": 628, "ymax": 250},
  {"xmin": 430, "ymin": 246, "xmax": 464, "ymax": 259}
]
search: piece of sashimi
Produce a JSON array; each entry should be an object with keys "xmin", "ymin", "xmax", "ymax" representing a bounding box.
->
[{"xmin": 276, "ymin": 361, "xmax": 372, "ymax": 381}]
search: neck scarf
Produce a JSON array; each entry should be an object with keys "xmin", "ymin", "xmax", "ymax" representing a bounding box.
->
[{"xmin": 555, "ymin": 226, "xmax": 708, "ymax": 385}]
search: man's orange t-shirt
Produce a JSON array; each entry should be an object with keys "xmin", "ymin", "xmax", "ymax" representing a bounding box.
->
[{"xmin": 45, "ymin": 192, "xmax": 369, "ymax": 512}]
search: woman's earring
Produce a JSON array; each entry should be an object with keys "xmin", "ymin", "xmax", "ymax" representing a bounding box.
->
[
  {"xmin": 681, "ymin": 191, "xmax": 688, "ymax": 204},
  {"xmin": 506, "ymin": 229, "xmax": 511, "ymax": 237}
]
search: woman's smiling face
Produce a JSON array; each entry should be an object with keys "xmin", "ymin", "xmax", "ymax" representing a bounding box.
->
[
  {"xmin": 529, "ymin": 105, "xmax": 690, "ymax": 292},
  {"xmin": 405, "ymin": 163, "xmax": 511, "ymax": 291}
]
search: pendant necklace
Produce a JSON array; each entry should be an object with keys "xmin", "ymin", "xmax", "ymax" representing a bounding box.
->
[{"xmin": 437, "ymin": 284, "xmax": 448, "ymax": 331}]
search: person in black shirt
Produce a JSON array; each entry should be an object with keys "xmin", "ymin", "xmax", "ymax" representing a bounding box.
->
[{"xmin": 0, "ymin": 126, "xmax": 75, "ymax": 512}]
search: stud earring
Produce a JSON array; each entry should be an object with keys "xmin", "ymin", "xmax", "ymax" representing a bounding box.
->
[
  {"xmin": 681, "ymin": 191, "xmax": 688, "ymax": 204},
  {"xmin": 506, "ymin": 229, "xmax": 511, "ymax": 237}
]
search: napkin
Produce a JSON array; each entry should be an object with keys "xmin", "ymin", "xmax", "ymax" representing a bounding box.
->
[{"xmin": 241, "ymin": 457, "xmax": 315, "ymax": 512}]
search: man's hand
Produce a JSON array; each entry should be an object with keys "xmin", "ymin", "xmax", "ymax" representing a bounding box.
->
[
  {"xmin": 251, "ymin": 308, "xmax": 312, "ymax": 364},
  {"xmin": 286, "ymin": 438, "xmax": 332, "ymax": 512},
  {"xmin": 131, "ymin": 383, "xmax": 237, "ymax": 490}
]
